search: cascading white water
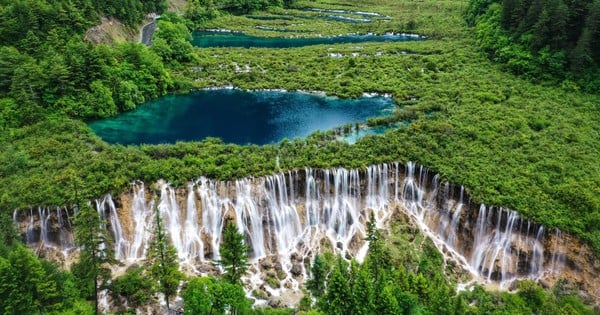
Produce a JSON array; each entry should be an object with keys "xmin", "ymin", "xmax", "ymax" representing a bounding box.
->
[
  {"xmin": 158, "ymin": 183, "xmax": 185, "ymax": 260},
  {"xmin": 197, "ymin": 177, "xmax": 228, "ymax": 260},
  {"xmin": 183, "ymin": 183, "xmax": 204, "ymax": 263},
  {"xmin": 26, "ymin": 208, "xmax": 35, "ymax": 244},
  {"xmin": 15, "ymin": 162, "xmax": 571, "ymax": 296},
  {"xmin": 264, "ymin": 173, "xmax": 303, "ymax": 256},
  {"xmin": 128, "ymin": 182, "xmax": 154, "ymax": 261},
  {"xmin": 39, "ymin": 207, "xmax": 51, "ymax": 247},
  {"xmin": 235, "ymin": 178, "xmax": 266, "ymax": 260},
  {"xmin": 96, "ymin": 195, "xmax": 129, "ymax": 260},
  {"xmin": 550, "ymin": 229, "xmax": 565, "ymax": 273}
]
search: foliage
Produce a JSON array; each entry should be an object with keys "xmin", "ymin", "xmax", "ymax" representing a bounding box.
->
[
  {"xmin": 184, "ymin": 0, "xmax": 288, "ymax": 25},
  {"xmin": 72, "ymin": 203, "xmax": 115, "ymax": 314},
  {"xmin": 217, "ymin": 221, "xmax": 250, "ymax": 284},
  {"xmin": 147, "ymin": 199, "xmax": 184, "ymax": 311},
  {"xmin": 0, "ymin": 212, "xmax": 18, "ymax": 247},
  {"xmin": 0, "ymin": 245, "xmax": 62, "ymax": 314},
  {"xmin": 311, "ymin": 217, "xmax": 595, "ymax": 315},
  {"xmin": 152, "ymin": 12, "xmax": 197, "ymax": 67},
  {"xmin": 182, "ymin": 276, "xmax": 250, "ymax": 315},
  {"xmin": 364, "ymin": 211, "xmax": 390, "ymax": 279},
  {"xmin": 306, "ymin": 253, "xmax": 329, "ymax": 298},
  {"xmin": 1, "ymin": 0, "xmax": 595, "ymax": 258},
  {"xmin": 466, "ymin": 0, "xmax": 600, "ymax": 91},
  {"xmin": 460, "ymin": 281, "xmax": 595, "ymax": 315},
  {"xmin": 318, "ymin": 258, "xmax": 353, "ymax": 315},
  {"xmin": 0, "ymin": 0, "xmax": 598, "ymax": 312},
  {"xmin": 111, "ymin": 267, "xmax": 154, "ymax": 308}
]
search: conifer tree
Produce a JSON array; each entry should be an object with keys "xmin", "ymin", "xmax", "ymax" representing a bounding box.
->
[
  {"xmin": 351, "ymin": 262, "xmax": 374, "ymax": 315},
  {"xmin": 319, "ymin": 257, "xmax": 352, "ymax": 315},
  {"xmin": 72, "ymin": 203, "xmax": 114, "ymax": 315},
  {"xmin": 306, "ymin": 253, "xmax": 328, "ymax": 298},
  {"xmin": 216, "ymin": 221, "xmax": 249, "ymax": 284},
  {"xmin": 365, "ymin": 211, "xmax": 389, "ymax": 279},
  {"xmin": 147, "ymin": 198, "xmax": 183, "ymax": 311}
]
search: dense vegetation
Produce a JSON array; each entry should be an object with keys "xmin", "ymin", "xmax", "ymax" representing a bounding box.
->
[
  {"xmin": 296, "ymin": 216, "xmax": 596, "ymax": 315},
  {"xmin": 0, "ymin": 0, "xmax": 598, "ymax": 312},
  {"xmin": 465, "ymin": 0, "xmax": 600, "ymax": 91},
  {"xmin": 2, "ymin": 0, "xmax": 598, "ymax": 255}
]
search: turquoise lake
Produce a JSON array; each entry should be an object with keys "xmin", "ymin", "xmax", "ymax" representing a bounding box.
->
[
  {"xmin": 89, "ymin": 89, "xmax": 395, "ymax": 145},
  {"xmin": 191, "ymin": 31, "xmax": 424, "ymax": 48}
]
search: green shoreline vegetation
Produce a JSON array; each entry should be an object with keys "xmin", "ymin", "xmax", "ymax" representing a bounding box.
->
[{"xmin": 0, "ymin": 0, "xmax": 599, "ymax": 313}]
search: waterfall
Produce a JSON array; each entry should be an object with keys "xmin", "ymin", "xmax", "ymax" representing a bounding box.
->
[
  {"xmin": 198, "ymin": 177, "xmax": 228, "ymax": 260},
  {"xmin": 184, "ymin": 183, "xmax": 204, "ymax": 262},
  {"xmin": 158, "ymin": 183, "xmax": 185, "ymax": 260},
  {"xmin": 14, "ymin": 162, "xmax": 574, "ymax": 293},
  {"xmin": 235, "ymin": 178, "xmax": 266, "ymax": 260},
  {"xmin": 264, "ymin": 173, "xmax": 303, "ymax": 256},
  {"xmin": 128, "ymin": 182, "xmax": 154, "ymax": 261},
  {"xmin": 96, "ymin": 195, "xmax": 129, "ymax": 260},
  {"xmin": 550, "ymin": 229, "xmax": 565, "ymax": 273}
]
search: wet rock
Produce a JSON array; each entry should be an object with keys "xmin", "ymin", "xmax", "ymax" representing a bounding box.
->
[
  {"xmin": 261, "ymin": 258, "xmax": 273, "ymax": 270},
  {"xmin": 274, "ymin": 262, "xmax": 283, "ymax": 272},
  {"xmin": 266, "ymin": 270, "xmax": 277, "ymax": 278},
  {"xmin": 252, "ymin": 289, "xmax": 269, "ymax": 300},
  {"xmin": 126, "ymin": 263, "xmax": 140, "ymax": 272},
  {"xmin": 277, "ymin": 270, "xmax": 287, "ymax": 280},
  {"xmin": 268, "ymin": 298, "xmax": 282, "ymax": 308},
  {"xmin": 291, "ymin": 263, "xmax": 303, "ymax": 277},
  {"xmin": 507, "ymin": 280, "xmax": 518, "ymax": 291}
]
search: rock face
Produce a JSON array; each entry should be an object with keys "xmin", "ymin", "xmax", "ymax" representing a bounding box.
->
[
  {"xmin": 84, "ymin": 17, "xmax": 138, "ymax": 44},
  {"xmin": 13, "ymin": 162, "xmax": 600, "ymax": 307}
]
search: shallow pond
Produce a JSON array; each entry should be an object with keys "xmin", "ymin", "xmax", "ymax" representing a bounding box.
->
[{"xmin": 89, "ymin": 89, "xmax": 395, "ymax": 145}]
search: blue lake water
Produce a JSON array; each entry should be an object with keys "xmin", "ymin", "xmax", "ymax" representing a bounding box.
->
[
  {"xmin": 191, "ymin": 31, "xmax": 425, "ymax": 48},
  {"xmin": 89, "ymin": 89, "xmax": 395, "ymax": 145}
]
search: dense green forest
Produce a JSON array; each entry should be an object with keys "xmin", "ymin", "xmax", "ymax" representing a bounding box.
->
[
  {"xmin": 465, "ymin": 0, "xmax": 600, "ymax": 91},
  {"xmin": 0, "ymin": 0, "xmax": 599, "ymax": 313}
]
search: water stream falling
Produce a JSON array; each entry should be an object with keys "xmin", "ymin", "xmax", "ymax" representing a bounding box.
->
[{"xmin": 14, "ymin": 162, "xmax": 571, "ymax": 296}]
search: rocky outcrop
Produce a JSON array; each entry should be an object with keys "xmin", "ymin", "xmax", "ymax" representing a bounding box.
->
[{"xmin": 84, "ymin": 17, "xmax": 138, "ymax": 44}]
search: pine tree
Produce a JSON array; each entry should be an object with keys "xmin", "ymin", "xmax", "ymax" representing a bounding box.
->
[
  {"xmin": 377, "ymin": 285, "xmax": 401, "ymax": 315},
  {"xmin": 72, "ymin": 203, "xmax": 114, "ymax": 315},
  {"xmin": 351, "ymin": 262, "xmax": 375, "ymax": 315},
  {"xmin": 0, "ymin": 245, "xmax": 61, "ymax": 313},
  {"xmin": 216, "ymin": 221, "xmax": 249, "ymax": 284},
  {"xmin": 306, "ymin": 253, "xmax": 328, "ymax": 298},
  {"xmin": 147, "ymin": 198, "xmax": 183, "ymax": 311},
  {"xmin": 365, "ymin": 211, "xmax": 389, "ymax": 280},
  {"xmin": 319, "ymin": 257, "xmax": 352, "ymax": 315},
  {"xmin": 0, "ymin": 211, "xmax": 19, "ymax": 247}
]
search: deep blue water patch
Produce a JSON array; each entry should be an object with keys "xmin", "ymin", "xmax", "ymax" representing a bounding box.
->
[
  {"xmin": 89, "ymin": 89, "xmax": 395, "ymax": 146},
  {"xmin": 191, "ymin": 31, "xmax": 425, "ymax": 48}
]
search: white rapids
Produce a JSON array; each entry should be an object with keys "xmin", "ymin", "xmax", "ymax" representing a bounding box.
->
[{"xmin": 14, "ymin": 162, "xmax": 569, "ymax": 299}]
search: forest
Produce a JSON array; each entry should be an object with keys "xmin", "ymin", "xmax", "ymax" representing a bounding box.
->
[
  {"xmin": 0, "ymin": 0, "xmax": 599, "ymax": 313},
  {"xmin": 465, "ymin": 0, "xmax": 600, "ymax": 91}
]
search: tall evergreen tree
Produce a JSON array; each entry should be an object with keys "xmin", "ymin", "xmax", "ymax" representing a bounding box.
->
[
  {"xmin": 365, "ymin": 211, "xmax": 389, "ymax": 280},
  {"xmin": 318, "ymin": 257, "xmax": 352, "ymax": 315},
  {"xmin": 306, "ymin": 253, "xmax": 329, "ymax": 298},
  {"xmin": 147, "ymin": 198, "xmax": 183, "ymax": 311},
  {"xmin": 351, "ymin": 262, "xmax": 375, "ymax": 315},
  {"xmin": 216, "ymin": 221, "xmax": 249, "ymax": 284},
  {"xmin": 0, "ymin": 245, "xmax": 61, "ymax": 314},
  {"xmin": 0, "ymin": 211, "xmax": 19, "ymax": 248},
  {"xmin": 72, "ymin": 203, "xmax": 114, "ymax": 315}
]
